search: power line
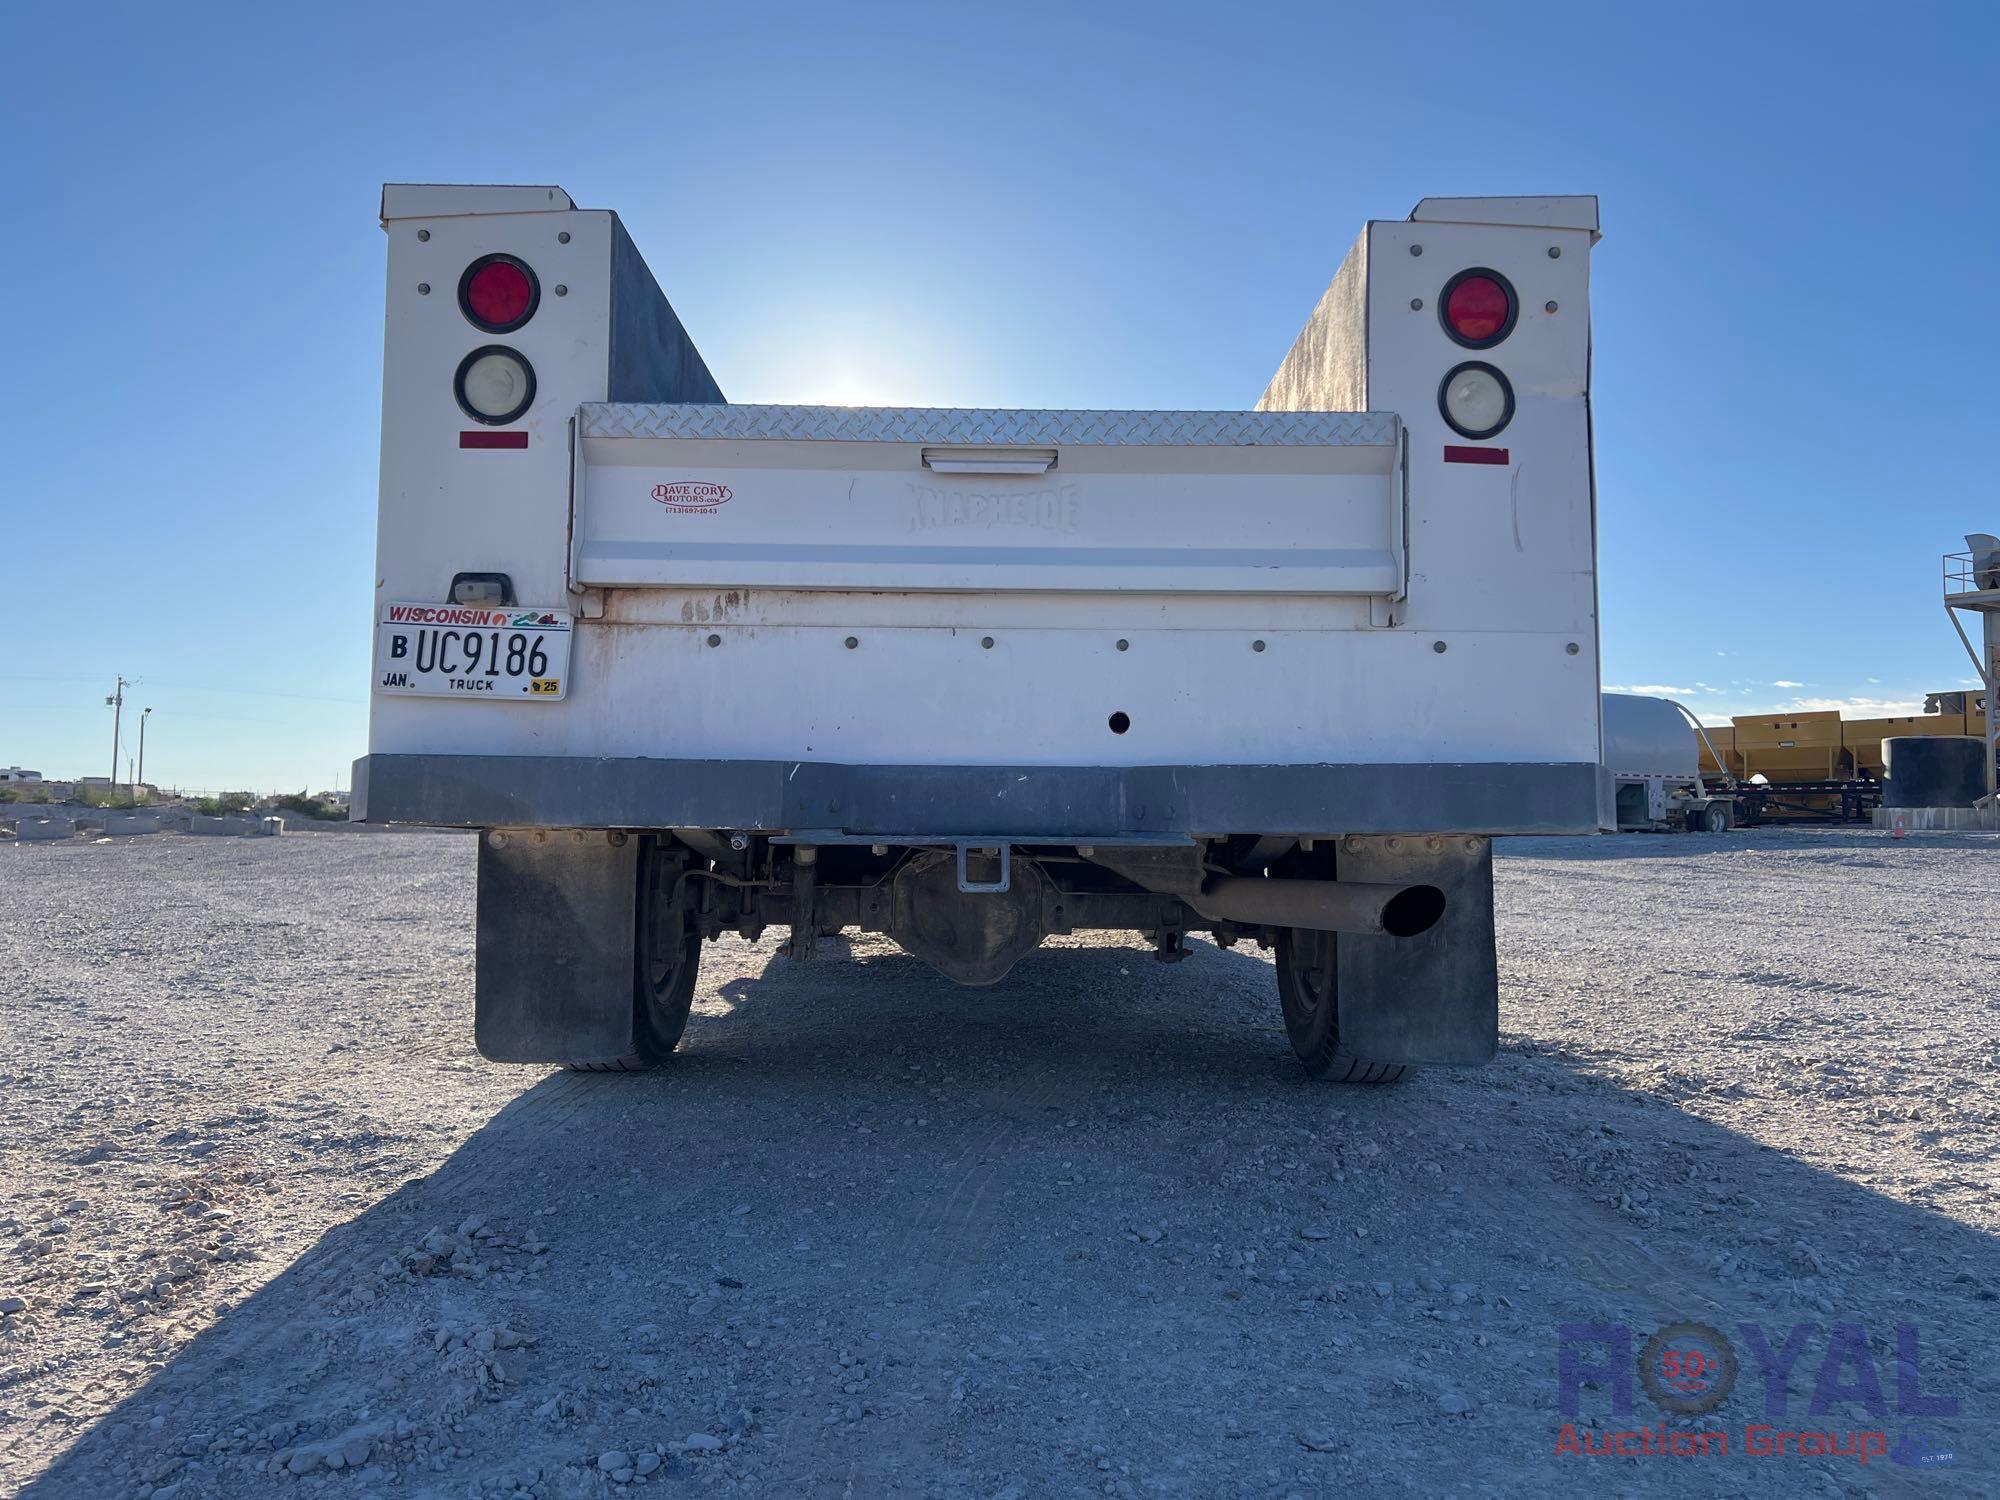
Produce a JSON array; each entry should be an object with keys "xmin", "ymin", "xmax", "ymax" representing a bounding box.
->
[
  {"xmin": 13, "ymin": 703, "xmax": 360, "ymax": 727},
  {"xmin": 0, "ymin": 673, "xmax": 363, "ymax": 705}
]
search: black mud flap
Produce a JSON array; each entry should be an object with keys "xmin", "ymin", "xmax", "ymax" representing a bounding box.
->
[
  {"xmin": 475, "ymin": 831, "xmax": 640, "ymax": 1064},
  {"xmin": 1334, "ymin": 835, "xmax": 1497, "ymax": 1065}
]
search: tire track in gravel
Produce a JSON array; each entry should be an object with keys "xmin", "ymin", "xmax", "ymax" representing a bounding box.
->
[
  {"xmin": 860, "ymin": 1048, "xmax": 1104, "ymax": 1489},
  {"xmin": 827, "ymin": 947, "xmax": 1278, "ymax": 1496},
  {"xmin": 759, "ymin": 992, "xmax": 1106, "ymax": 1495}
]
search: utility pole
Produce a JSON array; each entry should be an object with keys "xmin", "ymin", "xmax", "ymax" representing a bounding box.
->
[
  {"xmin": 105, "ymin": 677, "xmax": 128, "ymax": 786},
  {"xmin": 137, "ymin": 707, "xmax": 152, "ymax": 795}
]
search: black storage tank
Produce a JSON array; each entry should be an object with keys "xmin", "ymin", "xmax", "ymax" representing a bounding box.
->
[{"xmin": 1881, "ymin": 736, "xmax": 1987, "ymax": 808}]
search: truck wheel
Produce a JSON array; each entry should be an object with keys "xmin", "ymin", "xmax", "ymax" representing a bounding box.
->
[
  {"xmin": 570, "ymin": 840, "xmax": 702, "ymax": 1072},
  {"xmin": 1274, "ymin": 927, "xmax": 1406, "ymax": 1084},
  {"xmin": 1701, "ymin": 803, "xmax": 1730, "ymax": 833}
]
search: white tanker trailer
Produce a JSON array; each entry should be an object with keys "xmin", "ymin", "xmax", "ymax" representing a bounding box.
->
[{"xmin": 1601, "ymin": 692, "xmax": 1738, "ymax": 833}]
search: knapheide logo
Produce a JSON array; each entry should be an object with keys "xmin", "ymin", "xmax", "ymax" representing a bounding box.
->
[{"xmin": 652, "ymin": 480, "xmax": 732, "ymax": 512}]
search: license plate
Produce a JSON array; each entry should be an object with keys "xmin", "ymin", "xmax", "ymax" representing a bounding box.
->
[{"xmin": 374, "ymin": 604, "xmax": 572, "ymax": 701}]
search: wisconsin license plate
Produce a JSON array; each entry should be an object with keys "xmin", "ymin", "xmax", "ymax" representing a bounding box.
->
[{"xmin": 374, "ymin": 604, "xmax": 571, "ymax": 700}]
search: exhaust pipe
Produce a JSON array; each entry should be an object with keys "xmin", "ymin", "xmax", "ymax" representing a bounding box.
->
[{"xmin": 1193, "ymin": 876, "xmax": 1447, "ymax": 938}]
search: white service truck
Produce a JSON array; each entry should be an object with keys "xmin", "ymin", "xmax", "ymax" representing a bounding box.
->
[{"xmin": 353, "ymin": 184, "xmax": 1603, "ymax": 1083}]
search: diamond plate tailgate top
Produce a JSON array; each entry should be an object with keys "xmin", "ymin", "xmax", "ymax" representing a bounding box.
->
[
  {"xmin": 571, "ymin": 404, "xmax": 1405, "ymax": 595},
  {"xmin": 580, "ymin": 403, "xmax": 1399, "ymax": 447}
]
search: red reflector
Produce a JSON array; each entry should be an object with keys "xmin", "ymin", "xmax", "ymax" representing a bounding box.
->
[
  {"xmin": 1445, "ymin": 275, "xmax": 1511, "ymax": 343},
  {"xmin": 1444, "ymin": 445, "xmax": 1508, "ymax": 465},
  {"xmin": 460, "ymin": 430, "xmax": 529, "ymax": 449},
  {"xmin": 464, "ymin": 259, "xmax": 534, "ymax": 328}
]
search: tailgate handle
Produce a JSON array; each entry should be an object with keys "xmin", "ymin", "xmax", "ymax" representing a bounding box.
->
[{"xmin": 922, "ymin": 446, "xmax": 1056, "ymax": 476}]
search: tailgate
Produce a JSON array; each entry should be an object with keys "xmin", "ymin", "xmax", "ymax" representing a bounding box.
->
[{"xmin": 570, "ymin": 404, "xmax": 1404, "ymax": 596}]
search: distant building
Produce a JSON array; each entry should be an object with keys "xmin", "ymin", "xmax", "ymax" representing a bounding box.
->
[{"xmin": 0, "ymin": 767, "xmax": 42, "ymax": 783}]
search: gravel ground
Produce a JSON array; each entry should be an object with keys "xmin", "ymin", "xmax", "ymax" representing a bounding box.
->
[{"xmin": 1, "ymin": 827, "xmax": 1996, "ymax": 1498}]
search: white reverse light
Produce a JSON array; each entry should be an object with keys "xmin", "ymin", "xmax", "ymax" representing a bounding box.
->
[
  {"xmin": 1438, "ymin": 361, "xmax": 1513, "ymax": 441},
  {"xmin": 455, "ymin": 345, "xmax": 536, "ymax": 425}
]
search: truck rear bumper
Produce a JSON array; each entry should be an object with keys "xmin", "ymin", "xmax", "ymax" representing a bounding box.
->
[{"xmin": 351, "ymin": 753, "xmax": 1598, "ymax": 836}]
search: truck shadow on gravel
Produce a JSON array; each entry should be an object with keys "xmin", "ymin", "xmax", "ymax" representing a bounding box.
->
[{"xmin": 23, "ymin": 939, "xmax": 2000, "ymax": 1498}]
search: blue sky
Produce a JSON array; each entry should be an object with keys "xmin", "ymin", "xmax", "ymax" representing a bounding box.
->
[{"xmin": 4, "ymin": 2, "xmax": 1993, "ymax": 790}]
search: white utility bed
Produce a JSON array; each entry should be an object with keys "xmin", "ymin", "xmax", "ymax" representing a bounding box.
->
[{"xmin": 569, "ymin": 404, "xmax": 1407, "ymax": 598}]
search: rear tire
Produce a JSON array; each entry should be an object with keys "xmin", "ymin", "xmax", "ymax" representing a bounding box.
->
[
  {"xmin": 1274, "ymin": 927, "xmax": 1406, "ymax": 1084},
  {"xmin": 569, "ymin": 838, "xmax": 701, "ymax": 1072},
  {"xmin": 1701, "ymin": 802, "xmax": 1730, "ymax": 833}
]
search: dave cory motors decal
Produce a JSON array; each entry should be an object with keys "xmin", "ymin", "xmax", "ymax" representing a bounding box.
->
[{"xmin": 652, "ymin": 480, "xmax": 732, "ymax": 513}]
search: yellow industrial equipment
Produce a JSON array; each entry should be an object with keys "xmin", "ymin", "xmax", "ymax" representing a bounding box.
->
[{"xmin": 1697, "ymin": 691, "xmax": 1988, "ymax": 783}]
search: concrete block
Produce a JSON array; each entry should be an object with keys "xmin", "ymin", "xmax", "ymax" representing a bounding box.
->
[
  {"xmin": 101, "ymin": 813, "xmax": 161, "ymax": 836},
  {"xmin": 1873, "ymin": 805, "xmax": 2000, "ymax": 832},
  {"xmin": 260, "ymin": 816, "xmax": 286, "ymax": 836},
  {"xmin": 190, "ymin": 815, "xmax": 259, "ymax": 837},
  {"xmin": 16, "ymin": 816, "xmax": 74, "ymax": 842}
]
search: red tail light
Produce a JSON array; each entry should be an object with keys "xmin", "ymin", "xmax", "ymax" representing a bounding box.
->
[
  {"xmin": 458, "ymin": 254, "xmax": 539, "ymax": 334},
  {"xmin": 1439, "ymin": 268, "xmax": 1516, "ymax": 349}
]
